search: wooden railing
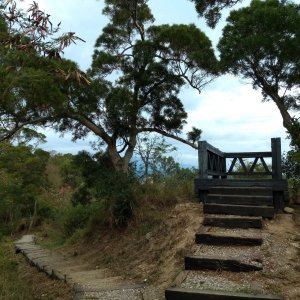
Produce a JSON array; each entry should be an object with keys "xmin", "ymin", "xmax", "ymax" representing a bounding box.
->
[{"xmin": 198, "ymin": 138, "xmax": 282, "ymax": 180}]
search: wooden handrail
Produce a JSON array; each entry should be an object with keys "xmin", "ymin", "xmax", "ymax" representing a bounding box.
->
[{"xmin": 198, "ymin": 138, "xmax": 282, "ymax": 180}]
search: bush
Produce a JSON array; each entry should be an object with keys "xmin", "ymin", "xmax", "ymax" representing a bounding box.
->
[
  {"xmin": 70, "ymin": 151, "xmax": 139, "ymax": 227},
  {"xmin": 282, "ymin": 148, "xmax": 300, "ymax": 202},
  {"xmin": 61, "ymin": 204, "xmax": 90, "ymax": 238}
]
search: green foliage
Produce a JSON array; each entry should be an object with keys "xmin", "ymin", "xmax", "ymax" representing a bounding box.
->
[
  {"xmin": 135, "ymin": 133, "xmax": 177, "ymax": 181},
  {"xmin": 52, "ymin": 153, "xmax": 84, "ymax": 188},
  {"xmin": 218, "ymin": 0, "xmax": 300, "ymax": 148},
  {"xmin": 69, "ymin": 151, "xmax": 139, "ymax": 227},
  {"xmin": 0, "ymin": 238, "xmax": 41, "ymax": 299},
  {"xmin": 57, "ymin": 0, "xmax": 217, "ymax": 171},
  {"xmin": 187, "ymin": 127, "xmax": 202, "ymax": 144},
  {"xmin": 283, "ymin": 148, "xmax": 300, "ymax": 181},
  {"xmin": 1, "ymin": 1, "xmax": 217, "ymax": 172},
  {"xmin": 282, "ymin": 148, "xmax": 300, "ymax": 200},
  {"xmin": 60, "ymin": 204, "xmax": 90, "ymax": 238},
  {"xmin": 0, "ymin": 1, "xmax": 87, "ymax": 144},
  {"xmin": 230, "ymin": 159, "xmax": 272, "ymax": 179},
  {"xmin": 0, "ymin": 143, "xmax": 50, "ymax": 234},
  {"xmin": 190, "ymin": 0, "xmax": 242, "ymax": 28}
]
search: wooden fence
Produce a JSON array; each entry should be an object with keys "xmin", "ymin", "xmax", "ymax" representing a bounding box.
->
[{"xmin": 198, "ymin": 138, "xmax": 282, "ymax": 180}]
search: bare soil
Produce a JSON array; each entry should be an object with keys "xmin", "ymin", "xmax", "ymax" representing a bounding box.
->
[
  {"xmin": 64, "ymin": 202, "xmax": 203, "ymax": 289},
  {"xmin": 14, "ymin": 202, "xmax": 300, "ymax": 299}
]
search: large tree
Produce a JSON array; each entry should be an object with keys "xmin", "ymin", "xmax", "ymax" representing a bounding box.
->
[
  {"xmin": 54, "ymin": 0, "xmax": 218, "ymax": 171},
  {"xmin": 218, "ymin": 0, "xmax": 300, "ymax": 148},
  {"xmin": 1, "ymin": 0, "xmax": 218, "ymax": 172}
]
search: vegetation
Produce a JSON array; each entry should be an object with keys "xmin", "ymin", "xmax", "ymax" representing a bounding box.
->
[
  {"xmin": 0, "ymin": 237, "xmax": 71, "ymax": 299},
  {"xmin": 218, "ymin": 0, "xmax": 300, "ymax": 149},
  {"xmin": 0, "ymin": 1, "xmax": 87, "ymax": 143},
  {"xmin": 0, "ymin": 143, "xmax": 51, "ymax": 236},
  {"xmin": 0, "ymin": 141, "xmax": 197, "ymax": 244},
  {"xmin": 283, "ymin": 147, "xmax": 300, "ymax": 201},
  {"xmin": 0, "ymin": 0, "xmax": 300, "ymax": 295},
  {"xmin": 0, "ymin": 0, "xmax": 218, "ymax": 172},
  {"xmin": 0, "ymin": 238, "xmax": 37, "ymax": 300},
  {"xmin": 190, "ymin": 0, "xmax": 243, "ymax": 28}
]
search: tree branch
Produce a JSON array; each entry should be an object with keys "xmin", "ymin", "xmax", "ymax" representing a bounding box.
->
[
  {"xmin": 68, "ymin": 114, "xmax": 112, "ymax": 146},
  {"xmin": 0, "ymin": 116, "xmax": 51, "ymax": 142},
  {"xmin": 137, "ymin": 127, "xmax": 197, "ymax": 149}
]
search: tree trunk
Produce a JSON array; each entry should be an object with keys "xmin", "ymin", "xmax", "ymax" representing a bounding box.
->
[
  {"xmin": 254, "ymin": 72, "xmax": 300, "ymax": 149},
  {"xmin": 107, "ymin": 137, "xmax": 136, "ymax": 173},
  {"xmin": 107, "ymin": 144, "xmax": 127, "ymax": 172},
  {"xmin": 271, "ymin": 95, "xmax": 300, "ymax": 149},
  {"xmin": 272, "ymin": 95, "xmax": 294, "ymax": 129}
]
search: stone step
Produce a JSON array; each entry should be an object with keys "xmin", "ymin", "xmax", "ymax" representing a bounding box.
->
[
  {"xmin": 165, "ymin": 288, "xmax": 284, "ymax": 300},
  {"xmin": 195, "ymin": 232, "xmax": 262, "ymax": 246},
  {"xmin": 206, "ymin": 194, "xmax": 273, "ymax": 206},
  {"xmin": 203, "ymin": 204, "xmax": 274, "ymax": 218},
  {"xmin": 203, "ymin": 215, "xmax": 263, "ymax": 229},
  {"xmin": 184, "ymin": 255, "xmax": 262, "ymax": 272},
  {"xmin": 209, "ymin": 186, "xmax": 273, "ymax": 197}
]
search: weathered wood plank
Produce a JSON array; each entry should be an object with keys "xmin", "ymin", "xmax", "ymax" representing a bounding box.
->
[
  {"xmin": 203, "ymin": 215, "xmax": 263, "ymax": 229},
  {"xmin": 165, "ymin": 288, "xmax": 284, "ymax": 300},
  {"xmin": 195, "ymin": 233, "xmax": 263, "ymax": 246},
  {"xmin": 271, "ymin": 138, "xmax": 282, "ymax": 180},
  {"xmin": 203, "ymin": 204, "xmax": 274, "ymax": 218},
  {"xmin": 184, "ymin": 255, "xmax": 262, "ymax": 272},
  {"xmin": 206, "ymin": 194, "xmax": 273, "ymax": 206},
  {"xmin": 225, "ymin": 152, "xmax": 272, "ymax": 158},
  {"xmin": 195, "ymin": 178, "xmax": 288, "ymax": 190},
  {"xmin": 208, "ymin": 187, "xmax": 272, "ymax": 196}
]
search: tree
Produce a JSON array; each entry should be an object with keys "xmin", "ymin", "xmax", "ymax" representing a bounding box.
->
[
  {"xmin": 0, "ymin": 1, "xmax": 87, "ymax": 142},
  {"xmin": 55, "ymin": 0, "xmax": 217, "ymax": 172},
  {"xmin": 190, "ymin": 0, "xmax": 243, "ymax": 28},
  {"xmin": 1, "ymin": 0, "xmax": 218, "ymax": 172},
  {"xmin": 135, "ymin": 133, "xmax": 176, "ymax": 182},
  {"xmin": 0, "ymin": 143, "xmax": 50, "ymax": 230},
  {"xmin": 218, "ymin": 0, "xmax": 300, "ymax": 149}
]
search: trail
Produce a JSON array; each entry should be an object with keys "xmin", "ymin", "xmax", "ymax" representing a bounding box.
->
[{"xmin": 14, "ymin": 235, "xmax": 160, "ymax": 300}]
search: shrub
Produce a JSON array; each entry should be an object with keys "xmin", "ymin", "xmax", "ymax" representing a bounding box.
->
[
  {"xmin": 61, "ymin": 204, "xmax": 90, "ymax": 238},
  {"xmin": 70, "ymin": 151, "xmax": 139, "ymax": 227}
]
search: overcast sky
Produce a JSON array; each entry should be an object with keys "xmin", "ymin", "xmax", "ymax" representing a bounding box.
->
[{"xmin": 20, "ymin": 0, "xmax": 295, "ymax": 166}]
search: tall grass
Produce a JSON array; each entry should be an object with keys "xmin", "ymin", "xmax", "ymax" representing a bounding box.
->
[{"xmin": 0, "ymin": 238, "xmax": 35, "ymax": 300}]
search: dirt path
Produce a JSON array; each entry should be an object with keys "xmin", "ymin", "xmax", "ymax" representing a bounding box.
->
[{"xmin": 14, "ymin": 235, "xmax": 160, "ymax": 300}]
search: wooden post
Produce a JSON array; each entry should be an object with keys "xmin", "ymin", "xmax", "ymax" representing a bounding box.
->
[
  {"xmin": 271, "ymin": 138, "xmax": 284, "ymax": 210},
  {"xmin": 271, "ymin": 138, "xmax": 282, "ymax": 180},
  {"xmin": 198, "ymin": 141, "xmax": 208, "ymax": 179}
]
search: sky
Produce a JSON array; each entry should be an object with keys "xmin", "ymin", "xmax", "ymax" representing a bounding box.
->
[{"xmin": 18, "ymin": 0, "xmax": 295, "ymax": 166}]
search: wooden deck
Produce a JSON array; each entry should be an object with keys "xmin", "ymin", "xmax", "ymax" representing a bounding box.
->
[{"xmin": 195, "ymin": 138, "xmax": 289, "ymax": 212}]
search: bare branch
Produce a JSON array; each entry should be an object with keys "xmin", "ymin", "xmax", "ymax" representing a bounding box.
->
[{"xmin": 138, "ymin": 127, "xmax": 197, "ymax": 149}]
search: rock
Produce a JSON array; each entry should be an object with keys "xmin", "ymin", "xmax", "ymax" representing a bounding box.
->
[
  {"xmin": 284, "ymin": 207, "xmax": 295, "ymax": 214},
  {"xmin": 145, "ymin": 232, "xmax": 152, "ymax": 241},
  {"xmin": 291, "ymin": 242, "xmax": 300, "ymax": 249},
  {"xmin": 250, "ymin": 282, "xmax": 264, "ymax": 295}
]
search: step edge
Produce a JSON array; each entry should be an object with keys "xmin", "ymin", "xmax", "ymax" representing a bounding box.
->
[{"xmin": 165, "ymin": 287, "xmax": 284, "ymax": 300}]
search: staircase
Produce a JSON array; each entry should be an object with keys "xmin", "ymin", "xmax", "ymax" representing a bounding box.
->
[
  {"xmin": 165, "ymin": 138, "xmax": 288, "ymax": 300},
  {"xmin": 203, "ymin": 186, "xmax": 275, "ymax": 218}
]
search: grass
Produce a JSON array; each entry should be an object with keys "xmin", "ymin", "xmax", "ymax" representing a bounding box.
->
[
  {"xmin": 0, "ymin": 237, "xmax": 36, "ymax": 300},
  {"xmin": 294, "ymin": 265, "xmax": 300, "ymax": 272},
  {"xmin": 0, "ymin": 237, "xmax": 72, "ymax": 300}
]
